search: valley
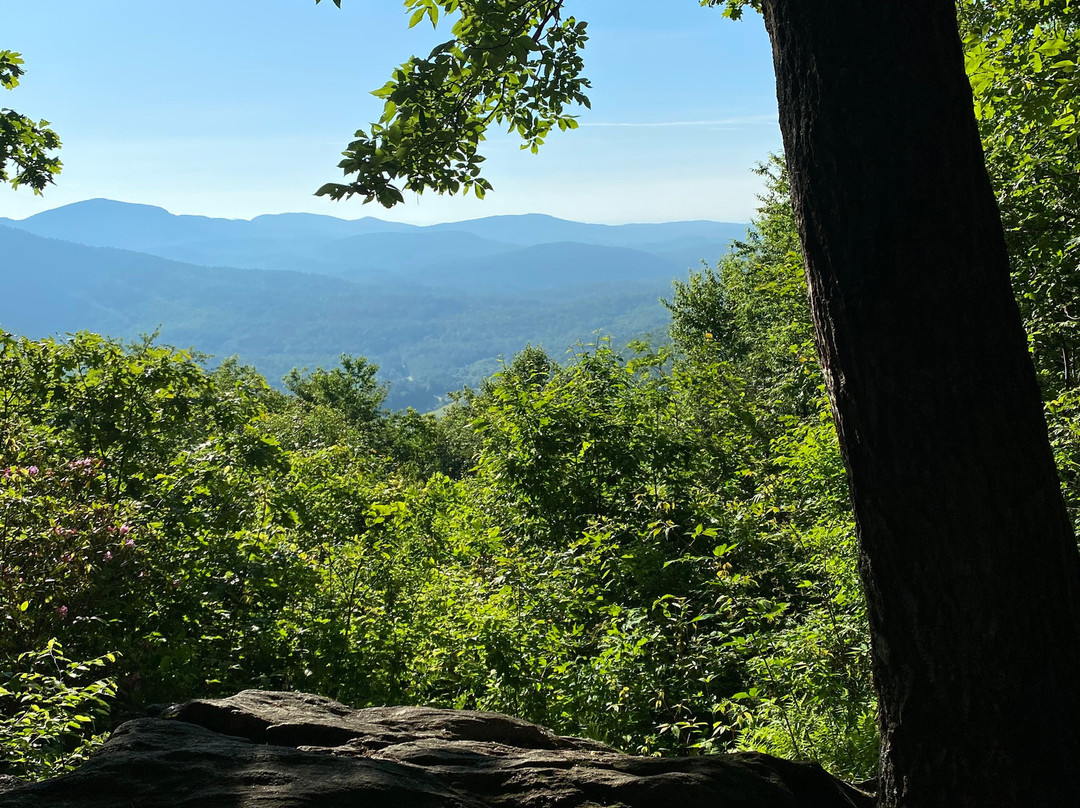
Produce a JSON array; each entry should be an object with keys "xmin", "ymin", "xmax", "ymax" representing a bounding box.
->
[{"xmin": 0, "ymin": 201, "xmax": 745, "ymax": 409}]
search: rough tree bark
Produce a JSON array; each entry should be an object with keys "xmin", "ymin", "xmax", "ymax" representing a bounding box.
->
[{"xmin": 758, "ymin": 1, "xmax": 1080, "ymax": 805}]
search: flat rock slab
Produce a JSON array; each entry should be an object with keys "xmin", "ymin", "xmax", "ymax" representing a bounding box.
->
[{"xmin": 0, "ymin": 690, "xmax": 873, "ymax": 808}]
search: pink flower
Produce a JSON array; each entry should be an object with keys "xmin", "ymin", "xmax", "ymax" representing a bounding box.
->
[
  {"xmin": 119, "ymin": 524, "xmax": 131, "ymax": 535},
  {"xmin": 123, "ymin": 538, "xmax": 135, "ymax": 549},
  {"xmin": 103, "ymin": 551, "xmax": 113, "ymax": 562},
  {"xmin": 171, "ymin": 578, "xmax": 180, "ymax": 588},
  {"xmin": 57, "ymin": 605, "xmax": 68, "ymax": 619},
  {"xmin": 27, "ymin": 466, "xmax": 39, "ymax": 476}
]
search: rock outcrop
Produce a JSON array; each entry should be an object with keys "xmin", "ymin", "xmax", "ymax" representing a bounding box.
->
[{"xmin": 0, "ymin": 690, "xmax": 873, "ymax": 807}]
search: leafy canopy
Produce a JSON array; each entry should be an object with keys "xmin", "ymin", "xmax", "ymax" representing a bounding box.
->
[
  {"xmin": 284, "ymin": 354, "xmax": 389, "ymax": 428},
  {"xmin": 313, "ymin": 0, "xmax": 773, "ymax": 207},
  {"xmin": 0, "ymin": 51, "xmax": 61, "ymax": 193},
  {"xmin": 314, "ymin": 0, "xmax": 590, "ymax": 206}
]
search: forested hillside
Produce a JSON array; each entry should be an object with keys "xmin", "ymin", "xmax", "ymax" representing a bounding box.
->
[
  {"xmin": 1, "ymin": 0, "xmax": 1077, "ymax": 793},
  {"xmin": 0, "ymin": 210, "xmax": 744, "ymax": 410}
]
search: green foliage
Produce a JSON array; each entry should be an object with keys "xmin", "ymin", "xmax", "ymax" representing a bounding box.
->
[
  {"xmin": 0, "ymin": 51, "xmax": 61, "ymax": 193},
  {"xmin": 284, "ymin": 355, "xmax": 388, "ymax": 428},
  {"xmin": 275, "ymin": 353, "xmax": 474, "ymax": 477},
  {"xmin": 316, "ymin": 1, "xmax": 590, "ymax": 205},
  {"xmin": 0, "ymin": 641, "xmax": 117, "ymax": 780},
  {"xmin": 666, "ymin": 158, "xmax": 816, "ymax": 418},
  {"xmin": 700, "ymin": 0, "xmax": 761, "ymax": 21},
  {"xmin": 314, "ymin": 0, "xmax": 778, "ymax": 205},
  {"xmin": 0, "ymin": 333, "xmax": 297, "ymax": 703},
  {"xmin": 961, "ymin": 0, "xmax": 1080, "ymax": 396}
]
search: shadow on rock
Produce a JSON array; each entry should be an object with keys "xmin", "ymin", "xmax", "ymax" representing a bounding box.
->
[{"xmin": 0, "ymin": 690, "xmax": 874, "ymax": 808}]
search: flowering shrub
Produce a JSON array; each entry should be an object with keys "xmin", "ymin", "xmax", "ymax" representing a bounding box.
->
[{"xmin": 0, "ymin": 453, "xmax": 141, "ymax": 664}]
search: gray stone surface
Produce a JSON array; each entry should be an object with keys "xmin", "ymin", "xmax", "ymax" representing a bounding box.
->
[{"xmin": 0, "ymin": 690, "xmax": 873, "ymax": 807}]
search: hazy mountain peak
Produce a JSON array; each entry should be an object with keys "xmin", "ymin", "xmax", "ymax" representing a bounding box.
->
[
  {"xmin": 27, "ymin": 197, "xmax": 173, "ymax": 220},
  {"xmin": 0, "ymin": 197, "xmax": 747, "ymax": 264}
]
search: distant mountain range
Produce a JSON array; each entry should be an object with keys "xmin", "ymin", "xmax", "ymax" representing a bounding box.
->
[{"xmin": 0, "ymin": 200, "xmax": 747, "ymax": 410}]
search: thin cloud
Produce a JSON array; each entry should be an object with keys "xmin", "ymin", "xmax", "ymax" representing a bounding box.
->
[{"xmin": 581, "ymin": 114, "xmax": 776, "ymax": 128}]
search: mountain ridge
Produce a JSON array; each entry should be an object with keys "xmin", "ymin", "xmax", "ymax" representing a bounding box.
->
[
  {"xmin": 0, "ymin": 221, "xmax": 702, "ymax": 409},
  {"xmin": 0, "ymin": 200, "xmax": 748, "ymax": 409},
  {"xmin": 1, "ymin": 198, "xmax": 745, "ymax": 256}
]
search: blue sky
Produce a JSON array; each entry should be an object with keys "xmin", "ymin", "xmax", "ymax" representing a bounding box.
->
[{"xmin": 1, "ymin": 1, "xmax": 781, "ymax": 224}]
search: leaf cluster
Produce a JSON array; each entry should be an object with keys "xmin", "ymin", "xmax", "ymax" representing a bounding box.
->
[
  {"xmin": 0, "ymin": 51, "xmax": 61, "ymax": 193},
  {"xmin": 316, "ymin": 1, "xmax": 589, "ymax": 206},
  {"xmin": 0, "ymin": 641, "xmax": 117, "ymax": 780}
]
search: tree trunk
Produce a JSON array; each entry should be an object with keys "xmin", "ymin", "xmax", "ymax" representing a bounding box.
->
[{"xmin": 758, "ymin": 1, "xmax": 1080, "ymax": 804}]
